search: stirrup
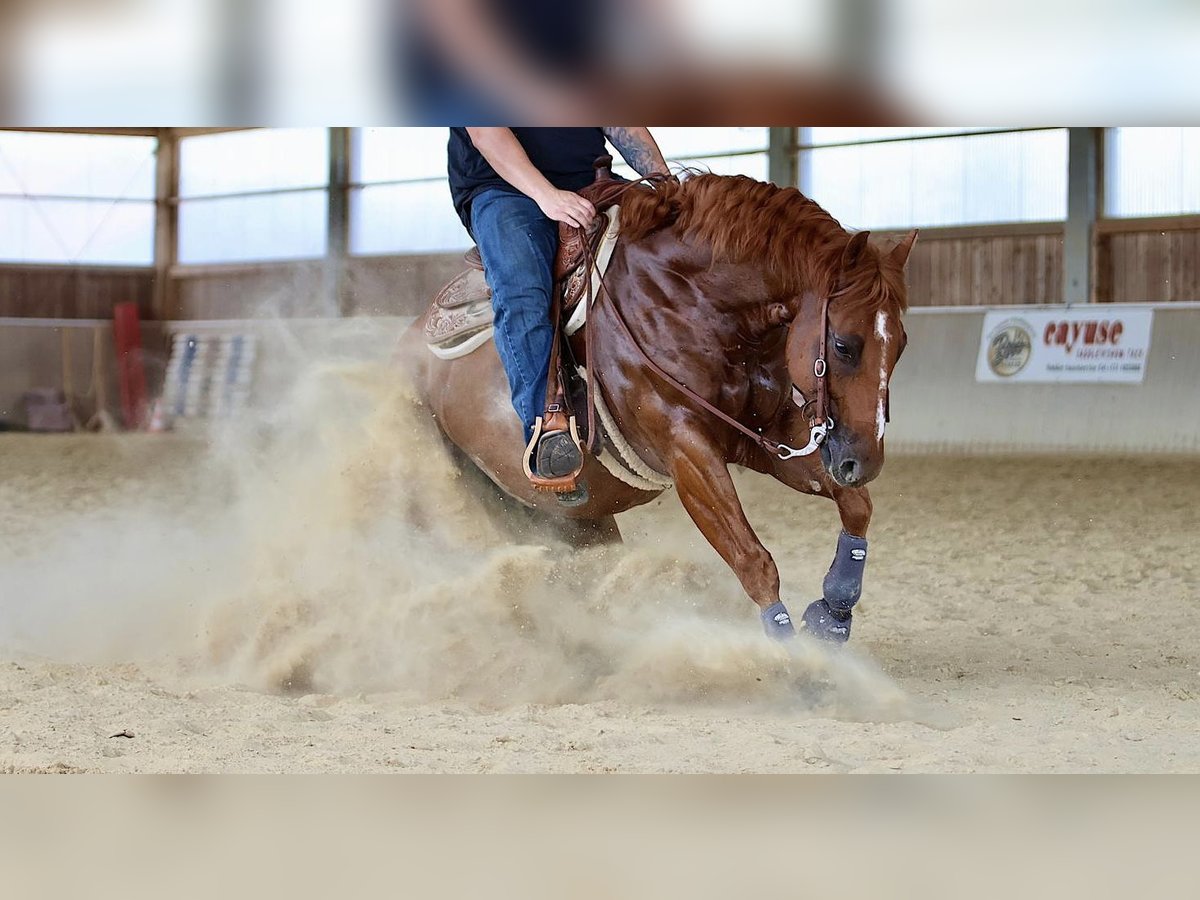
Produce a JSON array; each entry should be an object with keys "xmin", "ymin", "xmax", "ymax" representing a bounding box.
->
[{"xmin": 522, "ymin": 414, "xmax": 585, "ymax": 493}]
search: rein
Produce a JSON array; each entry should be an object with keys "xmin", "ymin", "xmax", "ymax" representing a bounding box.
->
[{"xmin": 576, "ymin": 187, "xmax": 833, "ymax": 462}]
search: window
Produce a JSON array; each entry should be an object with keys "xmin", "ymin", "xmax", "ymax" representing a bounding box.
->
[
  {"xmin": 350, "ymin": 128, "xmax": 770, "ymax": 255},
  {"xmin": 1105, "ymin": 128, "xmax": 1200, "ymax": 218},
  {"xmin": 799, "ymin": 128, "xmax": 1068, "ymax": 230},
  {"xmin": 612, "ymin": 127, "xmax": 769, "ymax": 181},
  {"xmin": 177, "ymin": 128, "xmax": 329, "ymax": 264},
  {"xmin": 0, "ymin": 131, "xmax": 156, "ymax": 265},
  {"xmin": 350, "ymin": 128, "xmax": 468, "ymax": 255}
]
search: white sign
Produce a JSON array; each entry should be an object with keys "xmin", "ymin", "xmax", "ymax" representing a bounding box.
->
[{"xmin": 976, "ymin": 308, "xmax": 1153, "ymax": 383}]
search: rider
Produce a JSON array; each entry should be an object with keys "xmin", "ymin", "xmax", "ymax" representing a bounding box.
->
[{"xmin": 448, "ymin": 127, "xmax": 670, "ymax": 484}]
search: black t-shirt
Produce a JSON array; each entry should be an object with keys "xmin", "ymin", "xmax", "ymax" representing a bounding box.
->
[{"xmin": 448, "ymin": 127, "xmax": 607, "ymax": 232}]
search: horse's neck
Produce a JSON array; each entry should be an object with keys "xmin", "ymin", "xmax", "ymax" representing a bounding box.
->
[
  {"xmin": 617, "ymin": 234, "xmax": 775, "ymax": 331},
  {"xmin": 586, "ymin": 238, "xmax": 789, "ymax": 474},
  {"xmin": 602, "ymin": 236, "xmax": 792, "ymax": 403}
]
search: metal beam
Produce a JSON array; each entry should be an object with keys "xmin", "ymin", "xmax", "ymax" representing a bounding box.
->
[
  {"xmin": 768, "ymin": 127, "xmax": 797, "ymax": 188},
  {"xmin": 1064, "ymin": 127, "xmax": 1100, "ymax": 304},
  {"xmin": 327, "ymin": 127, "xmax": 352, "ymax": 316},
  {"xmin": 152, "ymin": 129, "xmax": 179, "ymax": 320}
]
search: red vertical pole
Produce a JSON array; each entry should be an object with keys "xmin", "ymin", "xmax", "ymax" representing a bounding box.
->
[{"xmin": 113, "ymin": 301, "xmax": 148, "ymax": 431}]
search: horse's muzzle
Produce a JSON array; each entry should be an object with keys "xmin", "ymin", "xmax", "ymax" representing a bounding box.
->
[{"xmin": 821, "ymin": 431, "xmax": 876, "ymax": 487}]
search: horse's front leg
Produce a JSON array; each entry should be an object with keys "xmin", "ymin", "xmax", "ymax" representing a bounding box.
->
[
  {"xmin": 802, "ymin": 486, "xmax": 872, "ymax": 643},
  {"xmin": 669, "ymin": 441, "xmax": 795, "ymax": 639}
]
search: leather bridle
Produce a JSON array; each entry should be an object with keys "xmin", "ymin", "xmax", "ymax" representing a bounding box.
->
[
  {"xmin": 778, "ymin": 292, "xmax": 834, "ymax": 459},
  {"xmin": 577, "ymin": 189, "xmax": 834, "ymax": 462}
]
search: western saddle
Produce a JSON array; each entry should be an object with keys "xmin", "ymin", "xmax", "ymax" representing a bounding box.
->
[{"xmin": 424, "ymin": 155, "xmax": 637, "ymax": 496}]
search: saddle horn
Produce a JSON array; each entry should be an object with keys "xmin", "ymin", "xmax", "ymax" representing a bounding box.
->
[{"xmin": 592, "ymin": 155, "xmax": 614, "ymax": 183}]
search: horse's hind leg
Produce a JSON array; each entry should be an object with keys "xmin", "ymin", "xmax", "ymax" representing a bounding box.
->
[{"xmin": 802, "ymin": 486, "xmax": 872, "ymax": 643}]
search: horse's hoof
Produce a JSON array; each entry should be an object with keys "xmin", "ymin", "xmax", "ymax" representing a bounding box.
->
[
  {"xmin": 801, "ymin": 599, "xmax": 851, "ymax": 643},
  {"xmin": 760, "ymin": 601, "xmax": 796, "ymax": 640}
]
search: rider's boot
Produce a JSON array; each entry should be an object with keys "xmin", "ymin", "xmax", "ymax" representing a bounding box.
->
[
  {"xmin": 536, "ymin": 430, "xmax": 588, "ymax": 506},
  {"xmin": 536, "ymin": 430, "xmax": 583, "ymax": 478}
]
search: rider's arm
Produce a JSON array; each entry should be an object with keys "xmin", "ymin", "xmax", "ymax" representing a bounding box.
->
[
  {"xmin": 466, "ymin": 127, "xmax": 596, "ymax": 228},
  {"xmin": 603, "ymin": 127, "xmax": 670, "ymax": 178}
]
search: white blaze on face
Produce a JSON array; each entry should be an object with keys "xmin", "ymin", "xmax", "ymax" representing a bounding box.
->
[{"xmin": 874, "ymin": 310, "xmax": 890, "ymax": 441}]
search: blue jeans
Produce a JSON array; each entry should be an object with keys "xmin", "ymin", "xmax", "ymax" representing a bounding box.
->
[{"xmin": 470, "ymin": 188, "xmax": 558, "ymax": 445}]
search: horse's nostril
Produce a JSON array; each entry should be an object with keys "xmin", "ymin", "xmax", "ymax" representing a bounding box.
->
[{"xmin": 839, "ymin": 458, "xmax": 860, "ymax": 483}]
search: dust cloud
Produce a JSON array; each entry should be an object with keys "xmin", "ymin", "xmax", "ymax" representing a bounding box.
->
[{"xmin": 0, "ymin": 342, "xmax": 907, "ymax": 721}]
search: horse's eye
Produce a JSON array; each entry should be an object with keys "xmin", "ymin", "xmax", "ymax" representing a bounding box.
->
[{"xmin": 833, "ymin": 339, "xmax": 852, "ymax": 358}]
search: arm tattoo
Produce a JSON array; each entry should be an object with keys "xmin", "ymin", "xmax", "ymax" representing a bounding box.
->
[{"xmin": 603, "ymin": 127, "xmax": 669, "ymax": 178}]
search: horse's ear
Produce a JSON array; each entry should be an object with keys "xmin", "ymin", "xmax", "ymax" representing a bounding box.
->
[
  {"xmin": 888, "ymin": 229, "xmax": 918, "ymax": 268},
  {"xmin": 842, "ymin": 230, "xmax": 871, "ymax": 270}
]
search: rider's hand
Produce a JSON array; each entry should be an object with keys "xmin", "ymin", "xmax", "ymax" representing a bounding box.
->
[{"xmin": 534, "ymin": 188, "xmax": 596, "ymax": 230}]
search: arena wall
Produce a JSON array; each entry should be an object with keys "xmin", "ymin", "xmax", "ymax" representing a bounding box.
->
[
  {"xmin": 0, "ymin": 318, "xmax": 166, "ymax": 428},
  {"xmin": 887, "ymin": 303, "xmax": 1200, "ymax": 454},
  {"xmin": 2, "ymin": 304, "xmax": 1199, "ymax": 453}
]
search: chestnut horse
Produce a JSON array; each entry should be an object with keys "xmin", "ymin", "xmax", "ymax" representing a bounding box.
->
[{"xmin": 401, "ymin": 173, "xmax": 915, "ymax": 641}]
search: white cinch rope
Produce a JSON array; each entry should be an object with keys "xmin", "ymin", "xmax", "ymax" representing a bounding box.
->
[{"xmin": 578, "ymin": 367, "xmax": 674, "ymax": 492}]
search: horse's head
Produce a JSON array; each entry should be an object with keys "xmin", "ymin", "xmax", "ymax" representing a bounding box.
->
[{"xmin": 783, "ymin": 229, "xmax": 916, "ymax": 487}]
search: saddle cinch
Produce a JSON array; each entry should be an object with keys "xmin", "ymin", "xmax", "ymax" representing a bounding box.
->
[{"xmin": 422, "ymin": 156, "xmax": 631, "ymax": 493}]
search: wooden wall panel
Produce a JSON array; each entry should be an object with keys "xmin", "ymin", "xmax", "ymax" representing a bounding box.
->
[
  {"xmin": 344, "ymin": 254, "xmax": 464, "ymax": 317},
  {"xmin": 169, "ymin": 262, "xmax": 331, "ymax": 319},
  {"xmin": 1099, "ymin": 225, "xmax": 1200, "ymax": 302},
  {"xmin": 0, "ymin": 266, "xmax": 154, "ymax": 319},
  {"xmin": 3, "ymin": 220, "xmax": 1197, "ymax": 322},
  {"xmin": 167, "ymin": 255, "xmax": 464, "ymax": 319},
  {"xmin": 878, "ymin": 228, "xmax": 1063, "ymax": 307}
]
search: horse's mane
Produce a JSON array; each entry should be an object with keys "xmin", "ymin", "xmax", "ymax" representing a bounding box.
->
[{"xmin": 619, "ymin": 173, "xmax": 908, "ymax": 315}]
